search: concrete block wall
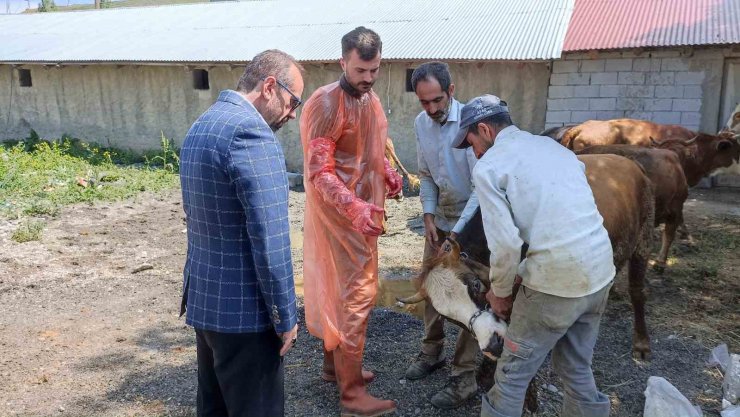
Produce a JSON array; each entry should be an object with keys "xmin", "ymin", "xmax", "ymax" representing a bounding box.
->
[
  {"xmin": 544, "ymin": 48, "xmax": 731, "ymax": 133},
  {"xmin": 1, "ymin": 61, "xmax": 550, "ymax": 174}
]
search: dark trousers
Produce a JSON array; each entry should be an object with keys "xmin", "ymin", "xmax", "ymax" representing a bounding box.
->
[{"xmin": 195, "ymin": 328, "xmax": 284, "ymax": 417}]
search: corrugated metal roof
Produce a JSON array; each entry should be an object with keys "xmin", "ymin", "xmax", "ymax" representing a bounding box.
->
[
  {"xmin": 564, "ymin": 0, "xmax": 740, "ymax": 51},
  {"xmin": 0, "ymin": 0, "xmax": 573, "ymax": 63}
]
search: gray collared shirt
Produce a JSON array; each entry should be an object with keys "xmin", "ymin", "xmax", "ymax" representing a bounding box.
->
[{"xmin": 415, "ymin": 98, "xmax": 479, "ymax": 233}]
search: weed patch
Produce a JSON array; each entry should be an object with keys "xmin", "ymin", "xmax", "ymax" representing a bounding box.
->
[
  {"xmin": 1, "ymin": 133, "xmax": 179, "ymax": 218},
  {"xmin": 11, "ymin": 220, "xmax": 45, "ymax": 243}
]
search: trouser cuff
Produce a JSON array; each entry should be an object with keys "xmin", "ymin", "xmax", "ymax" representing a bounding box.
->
[
  {"xmin": 561, "ymin": 392, "xmax": 610, "ymax": 417},
  {"xmin": 480, "ymin": 394, "xmax": 517, "ymax": 417}
]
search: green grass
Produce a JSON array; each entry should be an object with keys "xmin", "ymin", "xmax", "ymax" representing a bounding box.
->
[
  {"xmin": 0, "ymin": 133, "xmax": 180, "ymax": 219},
  {"xmin": 11, "ymin": 220, "xmax": 45, "ymax": 243}
]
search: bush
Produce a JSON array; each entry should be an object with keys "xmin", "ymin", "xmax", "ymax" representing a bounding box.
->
[{"xmin": 37, "ymin": 0, "xmax": 56, "ymax": 12}]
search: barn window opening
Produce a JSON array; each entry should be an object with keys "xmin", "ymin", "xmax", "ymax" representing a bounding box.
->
[
  {"xmin": 18, "ymin": 69, "xmax": 32, "ymax": 87},
  {"xmin": 193, "ymin": 69, "xmax": 210, "ymax": 90},
  {"xmin": 405, "ymin": 68, "xmax": 415, "ymax": 92}
]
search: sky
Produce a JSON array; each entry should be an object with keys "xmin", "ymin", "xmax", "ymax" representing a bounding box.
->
[{"xmin": 3, "ymin": 0, "xmax": 96, "ymax": 13}]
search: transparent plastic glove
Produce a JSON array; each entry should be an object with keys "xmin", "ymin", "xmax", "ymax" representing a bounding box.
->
[
  {"xmin": 384, "ymin": 158, "xmax": 403, "ymax": 198},
  {"xmin": 344, "ymin": 198, "xmax": 385, "ymax": 236},
  {"xmin": 308, "ymin": 137, "xmax": 385, "ymax": 236}
]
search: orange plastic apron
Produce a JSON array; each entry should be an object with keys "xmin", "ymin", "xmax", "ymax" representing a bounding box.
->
[{"xmin": 300, "ymin": 81, "xmax": 388, "ymax": 356}]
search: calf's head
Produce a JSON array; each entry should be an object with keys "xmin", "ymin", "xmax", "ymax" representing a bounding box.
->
[{"xmin": 397, "ymin": 240, "xmax": 507, "ymax": 359}]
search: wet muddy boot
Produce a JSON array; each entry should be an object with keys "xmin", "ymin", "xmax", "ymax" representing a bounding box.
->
[
  {"xmin": 322, "ymin": 348, "xmax": 375, "ymax": 384},
  {"xmin": 404, "ymin": 351, "xmax": 445, "ymax": 380},
  {"xmin": 335, "ymin": 348, "xmax": 396, "ymax": 417},
  {"xmin": 430, "ymin": 372, "xmax": 478, "ymax": 409}
]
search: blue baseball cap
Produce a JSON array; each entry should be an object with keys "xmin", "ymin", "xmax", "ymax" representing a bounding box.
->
[{"xmin": 452, "ymin": 95, "xmax": 509, "ymax": 149}]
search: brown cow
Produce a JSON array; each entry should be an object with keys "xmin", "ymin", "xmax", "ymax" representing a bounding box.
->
[
  {"xmin": 650, "ymin": 131, "xmax": 740, "ymax": 186},
  {"xmin": 399, "ymin": 154, "xmax": 655, "ymax": 360},
  {"xmin": 577, "ymin": 145, "xmax": 688, "ymax": 271},
  {"xmin": 559, "ymin": 119, "xmax": 694, "ymax": 150},
  {"xmin": 557, "ymin": 119, "xmax": 740, "ymax": 185}
]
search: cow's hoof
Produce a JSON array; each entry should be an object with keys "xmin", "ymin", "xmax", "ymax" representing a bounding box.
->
[{"xmin": 632, "ymin": 343, "xmax": 651, "ymax": 361}]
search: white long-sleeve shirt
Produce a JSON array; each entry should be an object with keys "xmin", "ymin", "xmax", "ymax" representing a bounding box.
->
[
  {"xmin": 472, "ymin": 125, "xmax": 615, "ymax": 298},
  {"xmin": 415, "ymin": 98, "xmax": 479, "ymax": 233}
]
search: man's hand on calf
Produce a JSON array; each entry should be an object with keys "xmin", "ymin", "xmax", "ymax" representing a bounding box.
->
[{"xmin": 487, "ymin": 289, "xmax": 513, "ymax": 321}]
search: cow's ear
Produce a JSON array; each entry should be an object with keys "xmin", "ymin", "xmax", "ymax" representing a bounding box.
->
[
  {"xmin": 717, "ymin": 139, "xmax": 733, "ymax": 151},
  {"xmin": 445, "ymin": 238, "xmax": 461, "ymax": 262}
]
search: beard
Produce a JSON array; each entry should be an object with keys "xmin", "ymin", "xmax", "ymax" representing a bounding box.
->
[
  {"xmin": 351, "ymin": 79, "xmax": 375, "ymax": 92},
  {"xmin": 428, "ymin": 109, "xmax": 448, "ymax": 123},
  {"xmin": 357, "ymin": 81, "xmax": 374, "ymax": 91},
  {"xmin": 270, "ymin": 116, "xmax": 289, "ymax": 132},
  {"xmin": 428, "ymin": 100, "xmax": 451, "ymax": 124},
  {"xmin": 266, "ymin": 96, "xmax": 289, "ymax": 132}
]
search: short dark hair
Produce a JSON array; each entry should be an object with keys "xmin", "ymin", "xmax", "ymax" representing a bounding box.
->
[
  {"xmin": 468, "ymin": 111, "xmax": 514, "ymax": 134},
  {"xmin": 410, "ymin": 62, "xmax": 452, "ymax": 93},
  {"xmin": 341, "ymin": 26, "xmax": 382, "ymax": 60},
  {"xmin": 236, "ymin": 49, "xmax": 304, "ymax": 93}
]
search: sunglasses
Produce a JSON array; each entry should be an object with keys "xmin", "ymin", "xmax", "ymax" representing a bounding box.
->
[{"xmin": 262, "ymin": 77, "xmax": 302, "ymax": 112}]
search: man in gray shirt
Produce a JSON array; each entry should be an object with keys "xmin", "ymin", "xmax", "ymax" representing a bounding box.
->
[{"xmin": 404, "ymin": 62, "xmax": 480, "ymax": 409}]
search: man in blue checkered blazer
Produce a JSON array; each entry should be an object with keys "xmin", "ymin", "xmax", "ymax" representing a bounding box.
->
[{"xmin": 179, "ymin": 50, "xmax": 304, "ymax": 417}]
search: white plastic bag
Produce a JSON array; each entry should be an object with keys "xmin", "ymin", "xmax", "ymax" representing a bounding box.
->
[
  {"xmin": 643, "ymin": 376, "xmax": 701, "ymax": 417},
  {"xmin": 708, "ymin": 344, "xmax": 731, "ymax": 372},
  {"xmin": 722, "ymin": 401, "xmax": 740, "ymax": 417},
  {"xmin": 724, "ymin": 354, "xmax": 740, "ymax": 404}
]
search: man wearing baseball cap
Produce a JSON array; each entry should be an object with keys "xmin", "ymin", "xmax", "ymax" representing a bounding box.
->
[{"xmin": 453, "ymin": 95, "xmax": 615, "ymax": 417}]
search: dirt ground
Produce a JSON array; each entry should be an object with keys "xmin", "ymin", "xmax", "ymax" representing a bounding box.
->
[{"xmin": 0, "ymin": 186, "xmax": 738, "ymax": 417}]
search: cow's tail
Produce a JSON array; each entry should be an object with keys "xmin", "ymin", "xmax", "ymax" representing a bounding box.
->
[{"xmin": 637, "ymin": 174, "xmax": 655, "ymax": 261}]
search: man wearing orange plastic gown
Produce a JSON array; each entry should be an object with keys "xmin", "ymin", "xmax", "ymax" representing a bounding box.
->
[{"xmin": 300, "ymin": 26, "xmax": 403, "ymax": 417}]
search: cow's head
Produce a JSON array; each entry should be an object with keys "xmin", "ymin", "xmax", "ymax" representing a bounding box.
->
[
  {"xmin": 397, "ymin": 240, "xmax": 507, "ymax": 359},
  {"xmin": 652, "ymin": 132, "xmax": 740, "ymax": 182},
  {"xmin": 711, "ymin": 130, "xmax": 740, "ymax": 176},
  {"xmin": 706, "ymin": 131, "xmax": 740, "ymax": 169}
]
